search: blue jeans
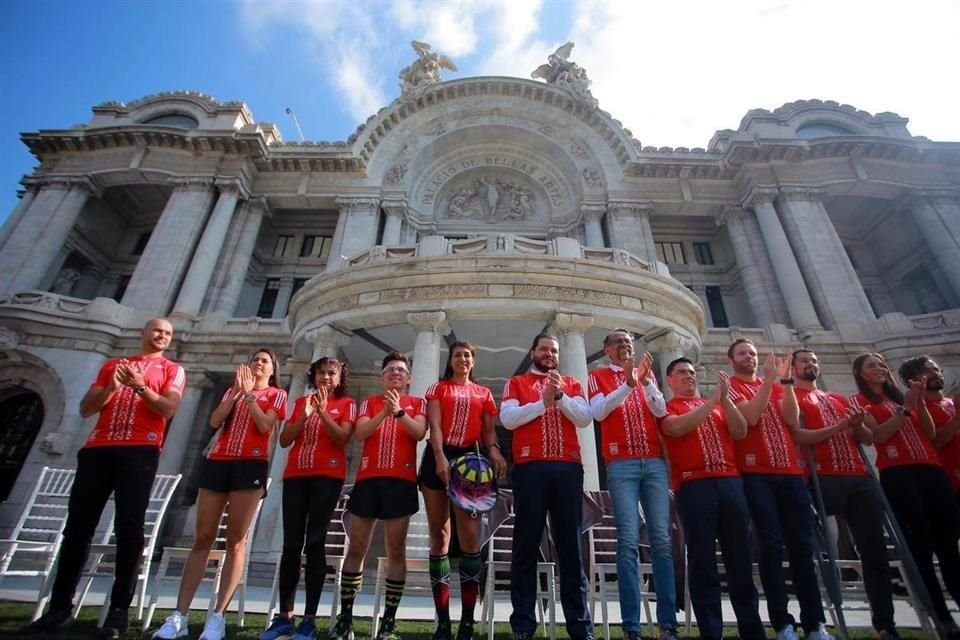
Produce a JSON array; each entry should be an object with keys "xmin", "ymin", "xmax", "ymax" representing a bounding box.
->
[
  {"xmin": 510, "ymin": 462, "xmax": 593, "ymax": 639},
  {"xmin": 741, "ymin": 472, "xmax": 824, "ymax": 634},
  {"xmin": 606, "ymin": 458, "xmax": 677, "ymax": 632},
  {"xmin": 676, "ymin": 477, "xmax": 765, "ymax": 640}
]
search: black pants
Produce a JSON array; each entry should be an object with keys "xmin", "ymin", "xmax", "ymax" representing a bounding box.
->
[
  {"xmin": 509, "ymin": 461, "xmax": 593, "ymax": 640},
  {"xmin": 881, "ymin": 464, "xmax": 960, "ymax": 623},
  {"xmin": 278, "ymin": 475, "xmax": 344, "ymax": 615},
  {"xmin": 817, "ymin": 474, "xmax": 896, "ymax": 632},
  {"xmin": 50, "ymin": 446, "xmax": 159, "ymax": 611}
]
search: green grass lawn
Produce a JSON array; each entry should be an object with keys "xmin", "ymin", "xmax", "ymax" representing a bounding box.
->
[{"xmin": 0, "ymin": 602, "xmax": 925, "ymax": 639}]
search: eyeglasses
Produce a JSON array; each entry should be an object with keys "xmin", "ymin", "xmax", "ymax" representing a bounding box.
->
[{"xmin": 383, "ymin": 365, "xmax": 410, "ymax": 375}]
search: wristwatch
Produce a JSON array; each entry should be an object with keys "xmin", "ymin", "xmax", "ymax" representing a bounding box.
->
[
  {"xmin": 394, "ymin": 409, "xmax": 406, "ymax": 419},
  {"xmin": 895, "ymin": 406, "xmax": 912, "ymax": 417},
  {"xmin": 554, "ymin": 391, "xmax": 564, "ymax": 402},
  {"xmin": 135, "ymin": 386, "xmax": 147, "ymax": 396},
  {"xmin": 779, "ymin": 377, "xmax": 795, "ymax": 386},
  {"xmin": 244, "ymin": 393, "xmax": 257, "ymax": 403}
]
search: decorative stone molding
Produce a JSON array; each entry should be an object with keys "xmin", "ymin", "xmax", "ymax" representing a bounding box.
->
[
  {"xmin": 407, "ymin": 311, "xmax": 451, "ymax": 337},
  {"xmin": 551, "ymin": 312, "xmax": 594, "ymax": 337},
  {"xmin": 778, "ymin": 186, "xmax": 821, "ymax": 201},
  {"xmin": 582, "ymin": 168, "xmax": 603, "ymax": 188},
  {"xmin": 213, "ymin": 177, "xmax": 251, "ymax": 200},
  {"xmin": 245, "ymin": 196, "xmax": 272, "ymax": 219},
  {"xmin": 23, "ymin": 175, "xmax": 104, "ymax": 198},
  {"xmin": 607, "ymin": 200, "xmax": 653, "ymax": 218},
  {"xmin": 580, "ymin": 203, "xmax": 606, "ymax": 220},
  {"xmin": 717, "ymin": 205, "xmax": 751, "ymax": 226},
  {"xmin": 382, "ymin": 199, "xmax": 408, "ymax": 218},
  {"xmin": 304, "ymin": 325, "xmax": 352, "ymax": 357},
  {"xmin": 0, "ymin": 326, "xmax": 21, "ymax": 348},
  {"xmin": 335, "ymin": 196, "xmax": 381, "ymax": 213},
  {"xmin": 385, "ymin": 163, "xmax": 408, "ymax": 184},
  {"xmin": 168, "ymin": 176, "xmax": 216, "ymax": 190},
  {"xmin": 742, "ymin": 188, "xmax": 779, "ymax": 208}
]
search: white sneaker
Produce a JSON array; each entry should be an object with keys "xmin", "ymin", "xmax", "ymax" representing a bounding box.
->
[
  {"xmin": 805, "ymin": 623, "xmax": 834, "ymax": 640},
  {"xmin": 776, "ymin": 625, "xmax": 800, "ymax": 640},
  {"xmin": 152, "ymin": 611, "xmax": 189, "ymax": 639},
  {"xmin": 200, "ymin": 612, "xmax": 227, "ymax": 640}
]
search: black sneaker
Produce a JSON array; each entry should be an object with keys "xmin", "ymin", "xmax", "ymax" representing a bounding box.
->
[
  {"xmin": 624, "ymin": 632, "xmax": 642, "ymax": 640},
  {"xmin": 376, "ymin": 617, "xmax": 400, "ymax": 640},
  {"xmin": 330, "ymin": 614, "xmax": 354, "ymax": 640},
  {"xmin": 433, "ymin": 621, "xmax": 452, "ymax": 640},
  {"xmin": 97, "ymin": 608, "xmax": 129, "ymax": 639},
  {"xmin": 20, "ymin": 607, "xmax": 75, "ymax": 634},
  {"xmin": 512, "ymin": 632, "xmax": 533, "ymax": 640},
  {"xmin": 455, "ymin": 621, "xmax": 474, "ymax": 640}
]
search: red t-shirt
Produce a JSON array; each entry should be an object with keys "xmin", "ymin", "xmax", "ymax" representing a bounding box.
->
[
  {"xmin": 795, "ymin": 388, "xmax": 867, "ymax": 476},
  {"xmin": 854, "ymin": 393, "xmax": 940, "ymax": 471},
  {"xmin": 208, "ymin": 386, "xmax": 288, "ymax": 461},
  {"xmin": 660, "ymin": 396, "xmax": 739, "ymax": 489},
  {"xmin": 927, "ymin": 397, "xmax": 959, "ymax": 490},
  {"xmin": 502, "ymin": 372, "xmax": 585, "ymax": 465},
  {"xmin": 84, "ymin": 356, "xmax": 186, "ymax": 449},
  {"xmin": 588, "ymin": 366, "xmax": 662, "ymax": 462},
  {"xmin": 283, "ymin": 395, "xmax": 357, "ymax": 480},
  {"xmin": 728, "ymin": 377, "xmax": 802, "ymax": 475},
  {"xmin": 356, "ymin": 394, "xmax": 426, "ymax": 482},
  {"xmin": 425, "ymin": 380, "xmax": 498, "ymax": 447}
]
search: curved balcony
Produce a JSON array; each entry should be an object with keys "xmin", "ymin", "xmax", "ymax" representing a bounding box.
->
[{"xmin": 288, "ymin": 235, "xmax": 707, "ymax": 359}]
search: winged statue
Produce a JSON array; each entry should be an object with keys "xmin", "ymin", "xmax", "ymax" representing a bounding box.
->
[
  {"xmin": 400, "ymin": 41, "xmax": 458, "ymax": 99},
  {"xmin": 530, "ymin": 41, "xmax": 598, "ymax": 108}
]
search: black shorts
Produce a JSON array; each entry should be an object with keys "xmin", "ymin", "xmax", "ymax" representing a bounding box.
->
[
  {"xmin": 348, "ymin": 477, "xmax": 419, "ymax": 520},
  {"xmin": 419, "ymin": 444, "xmax": 478, "ymax": 491},
  {"xmin": 198, "ymin": 458, "xmax": 269, "ymax": 496}
]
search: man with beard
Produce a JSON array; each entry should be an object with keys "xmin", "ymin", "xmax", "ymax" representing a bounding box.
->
[
  {"xmin": 791, "ymin": 349, "xmax": 900, "ymax": 639},
  {"xmin": 726, "ymin": 339, "xmax": 831, "ymax": 640},
  {"xmin": 501, "ymin": 333, "xmax": 595, "ymax": 640},
  {"xmin": 587, "ymin": 329, "xmax": 678, "ymax": 640},
  {"xmin": 898, "ymin": 355, "xmax": 960, "ymax": 499},
  {"xmin": 23, "ymin": 318, "xmax": 186, "ymax": 639},
  {"xmin": 659, "ymin": 357, "xmax": 765, "ymax": 640}
]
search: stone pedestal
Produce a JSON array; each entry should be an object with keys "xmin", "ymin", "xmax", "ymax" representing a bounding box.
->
[{"xmin": 551, "ymin": 312, "xmax": 599, "ymax": 490}]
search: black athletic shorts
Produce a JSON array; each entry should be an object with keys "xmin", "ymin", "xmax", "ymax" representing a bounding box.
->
[
  {"xmin": 198, "ymin": 458, "xmax": 269, "ymax": 496},
  {"xmin": 419, "ymin": 444, "xmax": 479, "ymax": 491},
  {"xmin": 347, "ymin": 477, "xmax": 419, "ymax": 520}
]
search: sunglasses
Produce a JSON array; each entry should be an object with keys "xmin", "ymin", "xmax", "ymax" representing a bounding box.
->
[{"xmin": 383, "ymin": 365, "xmax": 410, "ymax": 375}]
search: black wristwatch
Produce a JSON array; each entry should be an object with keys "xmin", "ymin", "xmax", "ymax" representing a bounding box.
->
[
  {"xmin": 895, "ymin": 406, "xmax": 912, "ymax": 417},
  {"xmin": 394, "ymin": 409, "xmax": 406, "ymax": 419},
  {"xmin": 135, "ymin": 386, "xmax": 147, "ymax": 396},
  {"xmin": 554, "ymin": 391, "xmax": 564, "ymax": 402},
  {"xmin": 779, "ymin": 377, "xmax": 795, "ymax": 386}
]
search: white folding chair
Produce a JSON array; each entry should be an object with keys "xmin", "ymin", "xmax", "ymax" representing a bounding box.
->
[
  {"xmin": 72, "ymin": 473, "xmax": 182, "ymax": 625},
  {"xmin": 479, "ymin": 496, "xmax": 556, "ymax": 640},
  {"xmin": 370, "ymin": 492, "xmax": 432, "ymax": 637},
  {"xmin": 265, "ymin": 486, "xmax": 352, "ymax": 631},
  {"xmin": 0, "ymin": 466, "xmax": 77, "ymax": 621},
  {"xmin": 144, "ymin": 478, "xmax": 270, "ymax": 629}
]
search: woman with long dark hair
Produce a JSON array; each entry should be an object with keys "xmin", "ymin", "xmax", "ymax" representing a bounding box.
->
[
  {"xmin": 420, "ymin": 341, "xmax": 506, "ymax": 640},
  {"xmin": 852, "ymin": 352, "xmax": 960, "ymax": 635},
  {"xmin": 153, "ymin": 349, "xmax": 286, "ymax": 640},
  {"xmin": 260, "ymin": 357, "xmax": 355, "ymax": 640}
]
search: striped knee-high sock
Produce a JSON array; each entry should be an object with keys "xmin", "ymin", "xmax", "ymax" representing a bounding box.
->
[
  {"xmin": 339, "ymin": 570, "xmax": 363, "ymax": 621},
  {"xmin": 459, "ymin": 552, "xmax": 483, "ymax": 623},
  {"xmin": 430, "ymin": 554, "xmax": 451, "ymax": 623},
  {"xmin": 384, "ymin": 578, "xmax": 406, "ymax": 622}
]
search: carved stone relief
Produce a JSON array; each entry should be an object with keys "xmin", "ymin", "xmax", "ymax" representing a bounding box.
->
[{"xmin": 440, "ymin": 175, "xmax": 538, "ymax": 222}]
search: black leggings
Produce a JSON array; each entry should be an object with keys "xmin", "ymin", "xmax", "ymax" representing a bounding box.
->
[
  {"xmin": 881, "ymin": 464, "xmax": 960, "ymax": 623},
  {"xmin": 278, "ymin": 475, "xmax": 343, "ymax": 615}
]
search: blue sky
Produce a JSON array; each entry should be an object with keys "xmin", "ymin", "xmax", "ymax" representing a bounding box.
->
[{"xmin": 1, "ymin": 0, "xmax": 958, "ymax": 222}]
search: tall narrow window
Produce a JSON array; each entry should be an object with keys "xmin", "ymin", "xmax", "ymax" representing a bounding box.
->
[
  {"xmin": 693, "ymin": 242, "xmax": 714, "ymax": 265},
  {"xmin": 274, "ymin": 235, "xmax": 295, "ymax": 257},
  {"xmin": 705, "ymin": 286, "xmax": 729, "ymax": 328},
  {"xmin": 300, "ymin": 235, "xmax": 333, "ymax": 258},
  {"xmin": 257, "ymin": 279, "xmax": 281, "ymax": 317},
  {"xmin": 655, "ymin": 241, "xmax": 686, "ymax": 264},
  {"xmin": 290, "ymin": 278, "xmax": 308, "ymax": 305}
]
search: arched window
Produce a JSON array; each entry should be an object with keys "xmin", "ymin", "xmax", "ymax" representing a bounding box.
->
[
  {"xmin": 141, "ymin": 113, "xmax": 199, "ymax": 129},
  {"xmin": 796, "ymin": 122, "xmax": 855, "ymax": 139}
]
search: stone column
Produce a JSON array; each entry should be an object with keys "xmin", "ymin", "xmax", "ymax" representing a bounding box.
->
[
  {"xmin": 214, "ymin": 197, "xmax": 269, "ymax": 316},
  {"xmin": 74, "ymin": 264, "xmax": 105, "ymax": 300},
  {"xmin": 776, "ymin": 188, "xmax": 874, "ymax": 328},
  {"xmin": 171, "ymin": 182, "xmax": 245, "ymax": 317},
  {"xmin": 1, "ymin": 179, "xmax": 98, "ymax": 296},
  {"xmin": 718, "ymin": 205, "xmax": 778, "ymax": 327},
  {"xmin": 908, "ymin": 191, "xmax": 960, "ymax": 305},
  {"xmin": 272, "ymin": 277, "xmax": 295, "ymax": 319},
  {"xmin": 407, "ymin": 311, "xmax": 451, "ymax": 467},
  {"xmin": 581, "ymin": 203, "xmax": 606, "ymax": 248},
  {"xmin": 747, "ymin": 191, "xmax": 822, "ymax": 333},
  {"xmin": 607, "ymin": 200, "xmax": 657, "ymax": 264},
  {"xmin": 651, "ymin": 331, "xmax": 687, "ymax": 401},
  {"xmin": 551, "ymin": 312, "xmax": 600, "ymax": 490},
  {"xmin": 122, "ymin": 178, "xmax": 216, "ymax": 314},
  {"xmin": 326, "ymin": 197, "xmax": 381, "ymax": 272},
  {"xmin": 158, "ymin": 372, "xmax": 214, "ymax": 475},
  {"xmin": 0, "ymin": 186, "xmax": 37, "ymax": 252},
  {"xmin": 304, "ymin": 324, "xmax": 353, "ymax": 362},
  {"xmin": 382, "ymin": 199, "xmax": 407, "ymax": 246}
]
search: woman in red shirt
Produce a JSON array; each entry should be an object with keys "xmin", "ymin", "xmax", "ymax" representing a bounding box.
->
[
  {"xmin": 260, "ymin": 357, "xmax": 356, "ymax": 640},
  {"xmin": 853, "ymin": 352, "xmax": 960, "ymax": 634},
  {"xmin": 152, "ymin": 349, "xmax": 286, "ymax": 640},
  {"xmin": 420, "ymin": 342, "xmax": 506, "ymax": 640}
]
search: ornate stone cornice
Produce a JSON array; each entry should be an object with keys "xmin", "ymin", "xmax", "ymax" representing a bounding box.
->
[
  {"xmin": 607, "ymin": 200, "xmax": 653, "ymax": 218},
  {"xmin": 244, "ymin": 196, "xmax": 272, "ymax": 219},
  {"xmin": 742, "ymin": 187, "xmax": 779, "ymax": 208},
  {"xmin": 335, "ymin": 196, "xmax": 381, "ymax": 213},
  {"xmin": 0, "ymin": 326, "xmax": 21, "ymax": 349},
  {"xmin": 168, "ymin": 175, "xmax": 216, "ymax": 190},
  {"xmin": 580, "ymin": 203, "xmax": 606, "ymax": 219},
  {"xmin": 214, "ymin": 177, "xmax": 251, "ymax": 200},
  {"xmin": 382, "ymin": 198, "xmax": 408, "ymax": 218},
  {"xmin": 407, "ymin": 311, "xmax": 451, "ymax": 336},
  {"xmin": 778, "ymin": 186, "xmax": 822, "ymax": 202},
  {"xmin": 717, "ymin": 205, "xmax": 751, "ymax": 227},
  {"xmin": 23, "ymin": 175, "xmax": 104, "ymax": 198}
]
